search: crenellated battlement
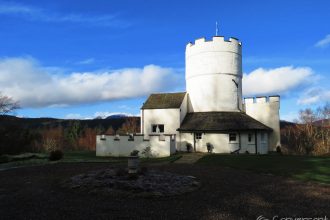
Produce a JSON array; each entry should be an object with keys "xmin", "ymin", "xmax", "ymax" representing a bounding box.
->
[
  {"xmin": 244, "ymin": 95, "xmax": 280, "ymax": 104},
  {"xmin": 186, "ymin": 36, "xmax": 242, "ymax": 48}
]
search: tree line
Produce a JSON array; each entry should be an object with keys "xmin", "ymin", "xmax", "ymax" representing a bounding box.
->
[
  {"xmin": 0, "ymin": 117, "xmax": 140, "ymax": 155},
  {"xmin": 281, "ymin": 103, "xmax": 330, "ymax": 155}
]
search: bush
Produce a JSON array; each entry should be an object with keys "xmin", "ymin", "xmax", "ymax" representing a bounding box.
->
[
  {"xmin": 206, "ymin": 143, "xmax": 213, "ymax": 153},
  {"xmin": 49, "ymin": 150, "xmax": 63, "ymax": 161},
  {"xmin": 130, "ymin": 150, "xmax": 139, "ymax": 156}
]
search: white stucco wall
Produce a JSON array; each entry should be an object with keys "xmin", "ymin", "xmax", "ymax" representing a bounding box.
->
[
  {"xmin": 179, "ymin": 132, "xmax": 238, "ymax": 153},
  {"xmin": 179, "ymin": 132, "xmax": 268, "ymax": 154},
  {"xmin": 96, "ymin": 134, "xmax": 175, "ymax": 157},
  {"xmin": 142, "ymin": 103, "xmax": 188, "ymax": 150},
  {"xmin": 244, "ymin": 96, "xmax": 280, "ymax": 151},
  {"xmin": 143, "ymin": 108, "xmax": 180, "ymax": 136},
  {"xmin": 186, "ymin": 37, "xmax": 242, "ymax": 112}
]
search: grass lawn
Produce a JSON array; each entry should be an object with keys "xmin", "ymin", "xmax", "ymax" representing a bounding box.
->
[
  {"xmin": 0, "ymin": 151, "xmax": 182, "ymax": 170},
  {"xmin": 197, "ymin": 154, "xmax": 330, "ymax": 184}
]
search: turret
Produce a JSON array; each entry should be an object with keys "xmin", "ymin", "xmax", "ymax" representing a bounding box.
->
[
  {"xmin": 186, "ymin": 36, "xmax": 242, "ymax": 112},
  {"xmin": 243, "ymin": 96, "xmax": 281, "ymax": 151}
]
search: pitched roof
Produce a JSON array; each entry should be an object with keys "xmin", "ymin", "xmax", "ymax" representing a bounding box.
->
[
  {"xmin": 178, "ymin": 112, "xmax": 272, "ymax": 132},
  {"xmin": 141, "ymin": 92, "xmax": 186, "ymax": 109}
]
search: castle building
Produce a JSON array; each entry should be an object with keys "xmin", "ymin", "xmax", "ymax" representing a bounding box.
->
[{"xmin": 96, "ymin": 36, "xmax": 281, "ymax": 157}]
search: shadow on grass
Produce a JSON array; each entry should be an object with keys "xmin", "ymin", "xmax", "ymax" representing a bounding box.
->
[{"xmin": 196, "ymin": 154, "xmax": 330, "ymax": 184}]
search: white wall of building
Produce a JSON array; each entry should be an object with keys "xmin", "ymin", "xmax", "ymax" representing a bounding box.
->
[
  {"xmin": 142, "ymin": 94, "xmax": 188, "ymax": 150},
  {"xmin": 143, "ymin": 108, "xmax": 180, "ymax": 136},
  {"xmin": 178, "ymin": 131, "xmax": 268, "ymax": 154},
  {"xmin": 96, "ymin": 134, "xmax": 175, "ymax": 157},
  {"xmin": 244, "ymin": 96, "xmax": 280, "ymax": 151},
  {"xmin": 186, "ymin": 37, "xmax": 242, "ymax": 112}
]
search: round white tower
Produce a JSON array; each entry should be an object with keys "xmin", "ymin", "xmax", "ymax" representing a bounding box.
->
[{"xmin": 186, "ymin": 36, "xmax": 242, "ymax": 112}]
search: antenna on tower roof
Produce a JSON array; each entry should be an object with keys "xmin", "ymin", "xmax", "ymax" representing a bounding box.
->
[{"xmin": 215, "ymin": 21, "xmax": 219, "ymax": 36}]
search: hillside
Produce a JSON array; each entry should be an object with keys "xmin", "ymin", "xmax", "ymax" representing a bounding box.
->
[{"xmin": 0, "ymin": 115, "xmax": 141, "ymax": 131}]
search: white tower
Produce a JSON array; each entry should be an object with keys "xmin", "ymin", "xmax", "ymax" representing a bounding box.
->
[{"xmin": 185, "ymin": 36, "xmax": 242, "ymax": 112}]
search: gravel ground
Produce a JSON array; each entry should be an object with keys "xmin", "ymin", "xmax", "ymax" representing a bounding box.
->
[{"xmin": 0, "ymin": 162, "xmax": 329, "ymax": 220}]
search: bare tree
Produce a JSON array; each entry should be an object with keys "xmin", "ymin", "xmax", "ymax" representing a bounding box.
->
[
  {"xmin": 0, "ymin": 93, "xmax": 20, "ymax": 114},
  {"xmin": 281, "ymin": 103, "xmax": 330, "ymax": 155}
]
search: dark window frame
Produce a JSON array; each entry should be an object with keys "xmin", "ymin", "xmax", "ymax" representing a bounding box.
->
[
  {"xmin": 195, "ymin": 133, "xmax": 202, "ymax": 140},
  {"xmin": 151, "ymin": 124, "xmax": 164, "ymax": 133}
]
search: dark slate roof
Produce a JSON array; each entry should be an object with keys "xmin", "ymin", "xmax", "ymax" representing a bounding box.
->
[
  {"xmin": 178, "ymin": 112, "xmax": 272, "ymax": 132},
  {"xmin": 141, "ymin": 92, "xmax": 186, "ymax": 109}
]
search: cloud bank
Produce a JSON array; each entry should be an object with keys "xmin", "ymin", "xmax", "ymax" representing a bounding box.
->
[
  {"xmin": 243, "ymin": 66, "xmax": 315, "ymax": 96},
  {"xmin": 1, "ymin": 57, "xmax": 324, "ymax": 108},
  {"xmin": 0, "ymin": 57, "xmax": 181, "ymax": 108}
]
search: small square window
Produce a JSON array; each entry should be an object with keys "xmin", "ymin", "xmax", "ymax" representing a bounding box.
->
[
  {"xmin": 151, "ymin": 124, "xmax": 164, "ymax": 133},
  {"xmin": 229, "ymin": 133, "xmax": 236, "ymax": 142},
  {"xmin": 195, "ymin": 133, "xmax": 202, "ymax": 139}
]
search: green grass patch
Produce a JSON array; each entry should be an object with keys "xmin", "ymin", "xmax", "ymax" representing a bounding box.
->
[
  {"xmin": 197, "ymin": 154, "xmax": 330, "ymax": 184},
  {"xmin": 61, "ymin": 151, "xmax": 126, "ymax": 163},
  {"xmin": 0, "ymin": 151, "xmax": 182, "ymax": 170},
  {"xmin": 0, "ymin": 156, "xmax": 50, "ymax": 170}
]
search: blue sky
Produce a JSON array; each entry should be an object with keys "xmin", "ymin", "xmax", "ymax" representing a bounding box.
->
[{"xmin": 0, "ymin": 0, "xmax": 329, "ymax": 121}]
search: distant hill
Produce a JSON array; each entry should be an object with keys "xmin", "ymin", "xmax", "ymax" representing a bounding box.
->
[
  {"xmin": 280, "ymin": 120, "xmax": 296, "ymax": 129},
  {"xmin": 280, "ymin": 119, "xmax": 330, "ymax": 128},
  {"xmin": 0, "ymin": 115, "xmax": 141, "ymax": 131},
  {"xmin": 313, "ymin": 119, "xmax": 330, "ymax": 127},
  {"xmin": 106, "ymin": 114, "xmax": 129, "ymax": 119}
]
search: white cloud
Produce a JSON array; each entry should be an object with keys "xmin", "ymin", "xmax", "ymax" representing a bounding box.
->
[
  {"xmin": 75, "ymin": 58, "xmax": 95, "ymax": 65},
  {"xmin": 0, "ymin": 2, "xmax": 37, "ymax": 15},
  {"xmin": 297, "ymin": 87, "xmax": 330, "ymax": 105},
  {"xmin": 0, "ymin": 57, "xmax": 182, "ymax": 108},
  {"xmin": 315, "ymin": 34, "xmax": 330, "ymax": 48},
  {"xmin": 0, "ymin": 2, "xmax": 128, "ymax": 27},
  {"xmin": 243, "ymin": 66, "xmax": 315, "ymax": 96}
]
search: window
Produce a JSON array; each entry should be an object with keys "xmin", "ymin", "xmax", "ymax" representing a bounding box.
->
[
  {"xmin": 195, "ymin": 133, "xmax": 202, "ymax": 140},
  {"xmin": 248, "ymin": 133, "xmax": 253, "ymax": 142},
  {"xmin": 229, "ymin": 133, "xmax": 237, "ymax": 142},
  {"xmin": 151, "ymin": 124, "xmax": 164, "ymax": 133}
]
